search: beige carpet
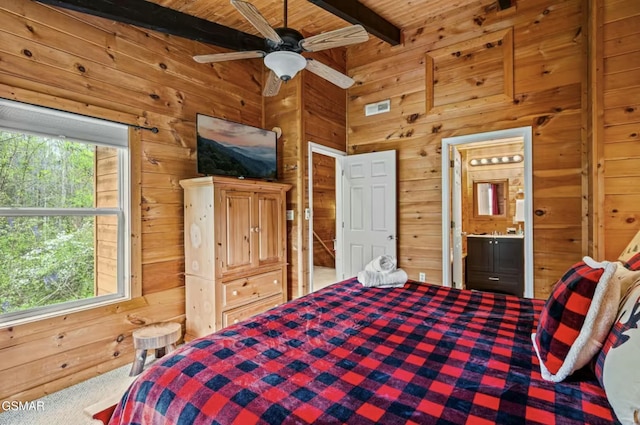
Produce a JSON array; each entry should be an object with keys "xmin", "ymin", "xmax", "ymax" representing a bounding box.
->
[
  {"xmin": 313, "ymin": 266, "xmax": 337, "ymax": 291},
  {"xmin": 0, "ymin": 361, "xmax": 141, "ymax": 425}
]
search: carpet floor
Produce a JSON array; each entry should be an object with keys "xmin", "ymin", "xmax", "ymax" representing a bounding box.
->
[{"xmin": 0, "ymin": 361, "xmax": 141, "ymax": 425}]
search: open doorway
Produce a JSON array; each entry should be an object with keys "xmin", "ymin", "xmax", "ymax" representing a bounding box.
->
[
  {"xmin": 442, "ymin": 127, "xmax": 534, "ymax": 298},
  {"xmin": 307, "ymin": 143, "xmax": 345, "ymax": 293},
  {"xmin": 307, "ymin": 144, "xmax": 398, "ymax": 294},
  {"xmin": 311, "ymin": 152, "xmax": 338, "ymax": 291}
]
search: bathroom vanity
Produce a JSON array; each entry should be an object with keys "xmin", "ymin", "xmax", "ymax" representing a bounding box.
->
[{"xmin": 465, "ymin": 234, "xmax": 524, "ymax": 297}]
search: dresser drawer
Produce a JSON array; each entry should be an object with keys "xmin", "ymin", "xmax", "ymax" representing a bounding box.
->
[
  {"xmin": 223, "ymin": 294, "xmax": 285, "ymax": 327},
  {"xmin": 221, "ymin": 270, "xmax": 283, "ymax": 310}
]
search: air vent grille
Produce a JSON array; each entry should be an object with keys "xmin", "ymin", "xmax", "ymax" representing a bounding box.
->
[{"xmin": 364, "ymin": 99, "xmax": 391, "ymax": 116}]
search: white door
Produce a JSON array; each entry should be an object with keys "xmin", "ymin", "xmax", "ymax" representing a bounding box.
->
[
  {"xmin": 341, "ymin": 150, "xmax": 397, "ymax": 279},
  {"xmin": 452, "ymin": 147, "xmax": 463, "ymax": 288}
]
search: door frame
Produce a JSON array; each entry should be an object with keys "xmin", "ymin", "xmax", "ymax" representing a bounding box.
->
[
  {"xmin": 307, "ymin": 142, "xmax": 346, "ymax": 293},
  {"xmin": 441, "ymin": 126, "xmax": 534, "ymax": 298}
]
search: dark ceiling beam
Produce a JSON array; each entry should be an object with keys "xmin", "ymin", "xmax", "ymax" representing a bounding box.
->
[
  {"xmin": 36, "ymin": 0, "xmax": 266, "ymax": 52},
  {"xmin": 306, "ymin": 0, "xmax": 401, "ymax": 46}
]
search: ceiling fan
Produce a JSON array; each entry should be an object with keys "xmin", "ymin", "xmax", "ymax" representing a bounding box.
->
[{"xmin": 193, "ymin": 0, "xmax": 369, "ymax": 96}]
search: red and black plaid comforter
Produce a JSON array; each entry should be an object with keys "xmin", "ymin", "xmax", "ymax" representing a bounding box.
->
[{"xmin": 109, "ymin": 280, "xmax": 616, "ymax": 425}]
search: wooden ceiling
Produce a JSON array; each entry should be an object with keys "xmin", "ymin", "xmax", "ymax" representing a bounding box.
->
[
  {"xmin": 37, "ymin": 0, "xmax": 505, "ymax": 52},
  {"xmin": 144, "ymin": 0, "xmax": 500, "ymax": 46}
]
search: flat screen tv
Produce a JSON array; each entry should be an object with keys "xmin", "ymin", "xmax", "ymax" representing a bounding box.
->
[{"xmin": 196, "ymin": 114, "xmax": 277, "ymax": 180}]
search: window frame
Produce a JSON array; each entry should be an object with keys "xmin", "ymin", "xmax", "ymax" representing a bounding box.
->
[{"xmin": 0, "ymin": 100, "xmax": 131, "ymax": 326}]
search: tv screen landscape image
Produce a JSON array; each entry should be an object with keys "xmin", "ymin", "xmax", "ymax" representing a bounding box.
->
[{"xmin": 196, "ymin": 114, "xmax": 277, "ymax": 180}]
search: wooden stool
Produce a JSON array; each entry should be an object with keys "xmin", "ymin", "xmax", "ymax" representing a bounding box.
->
[{"xmin": 129, "ymin": 322, "xmax": 182, "ymax": 376}]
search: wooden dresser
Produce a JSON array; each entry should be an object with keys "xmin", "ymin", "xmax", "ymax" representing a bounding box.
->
[
  {"xmin": 465, "ymin": 235, "xmax": 524, "ymax": 297},
  {"xmin": 180, "ymin": 176, "xmax": 291, "ymax": 340}
]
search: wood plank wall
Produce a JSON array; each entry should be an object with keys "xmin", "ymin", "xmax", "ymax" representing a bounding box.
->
[
  {"xmin": 303, "ymin": 53, "xmax": 346, "ymax": 282},
  {"xmin": 265, "ymin": 49, "xmax": 346, "ymax": 299},
  {"xmin": 264, "ymin": 78, "xmax": 303, "ymax": 298},
  {"xmin": 602, "ymin": 0, "xmax": 640, "ymax": 258},
  {"xmin": 347, "ymin": 0, "xmax": 588, "ymax": 298},
  {"xmin": 0, "ymin": 0, "xmax": 264, "ymax": 402}
]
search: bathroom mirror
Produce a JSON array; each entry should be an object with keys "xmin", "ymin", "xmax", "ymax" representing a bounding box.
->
[{"xmin": 473, "ymin": 180, "xmax": 508, "ymax": 217}]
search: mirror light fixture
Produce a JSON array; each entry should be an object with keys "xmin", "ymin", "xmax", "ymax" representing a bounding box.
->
[
  {"xmin": 264, "ymin": 51, "xmax": 307, "ymax": 81},
  {"xmin": 469, "ymin": 154, "xmax": 523, "ymax": 166}
]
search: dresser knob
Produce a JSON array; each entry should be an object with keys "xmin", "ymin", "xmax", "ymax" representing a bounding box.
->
[
  {"xmin": 232, "ymin": 290, "xmax": 238, "ymax": 296},
  {"xmin": 233, "ymin": 319, "xmax": 239, "ymax": 324},
  {"xmin": 273, "ymin": 279, "xmax": 278, "ymax": 284}
]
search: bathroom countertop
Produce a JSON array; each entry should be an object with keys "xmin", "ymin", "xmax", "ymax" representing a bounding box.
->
[{"xmin": 466, "ymin": 234, "xmax": 524, "ymax": 238}]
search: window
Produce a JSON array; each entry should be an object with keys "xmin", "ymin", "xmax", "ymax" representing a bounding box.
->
[{"xmin": 0, "ymin": 99, "xmax": 129, "ymax": 324}]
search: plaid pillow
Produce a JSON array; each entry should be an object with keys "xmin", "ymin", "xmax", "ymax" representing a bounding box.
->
[
  {"xmin": 594, "ymin": 280, "xmax": 640, "ymax": 424},
  {"xmin": 532, "ymin": 257, "xmax": 618, "ymax": 382},
  {"xmin": 623, "ymin": 252, "xmax": 640, "ymax": 271}
]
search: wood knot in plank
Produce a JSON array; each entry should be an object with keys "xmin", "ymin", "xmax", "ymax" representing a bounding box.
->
[
  {"xmin": 536, "ymin": 115, "xmax": 551, "ymax": 126},
  {"xmin": 400, "ymin": 129, "xmax": 414, "ymax": 138},
  {"xmin": 432, "ymin": 124, "xmax": 442, "ymax": 133},
  {"xmin": 22, "ymin": 49, "xmax": 32, "ymax": 58},
  {"xmin": 535, "ymin": 209, "xmax": 545, "ymax": 216},
  {"xmin": 474, "ymin": 16, "xmax": 485, "ymax": 26},
  {"xmin": 626, "ymin": 217, "xmax": 636, "ymax": 224},
  {"xmin": 149, "ymin": 93, "xmax": 160, "ymax": 100},
  {"xmin": 406, "ymin": 113, "xmax": 420, "ymax": 124}
]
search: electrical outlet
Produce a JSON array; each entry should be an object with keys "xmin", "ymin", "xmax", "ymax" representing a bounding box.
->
[{"xmin": 419, "ymin": 272, "xmax": 426, "ymax": 282}]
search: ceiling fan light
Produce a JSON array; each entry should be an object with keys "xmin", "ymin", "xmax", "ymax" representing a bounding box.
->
[{"xmin": 264, "ymin": 51, "xmax": 307, "ymax": 81}]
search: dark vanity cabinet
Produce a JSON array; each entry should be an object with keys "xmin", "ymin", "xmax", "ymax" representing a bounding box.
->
[{"xmin": 465, "ymin": 236, "xmax": 524, "ymax": 297}]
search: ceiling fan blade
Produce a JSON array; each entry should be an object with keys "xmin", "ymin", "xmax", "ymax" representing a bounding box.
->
[
  {"xmin": 304, "ymin": 58, "xmax": 355, "ymax": 89},
  {"xmin": 193, "ymin": 50, "xmax": 265, "ymax": 63},
  {"xmin": 231, "ymin": 0, "xmax": 283, "ymax": 45},
  {"xmin": 299, "ymin": 25, "xmax": 369, "ymax": 52},
  {"xmin": 263, "ymin": 69, "xmax": 282, "ymax": 97}
]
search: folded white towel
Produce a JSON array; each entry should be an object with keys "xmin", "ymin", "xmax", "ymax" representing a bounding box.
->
[
  {"xmin": 357, "ymin": 269, "xmax": 408, "ymax": 288},
  {"xmin": 364, "ymin": 255, "xmax": 398, "ymax": 274}
]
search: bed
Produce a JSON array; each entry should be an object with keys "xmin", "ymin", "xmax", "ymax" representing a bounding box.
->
[{"xmin": 108, "ymin": 279, "xmax": 616, "ymax": 424}]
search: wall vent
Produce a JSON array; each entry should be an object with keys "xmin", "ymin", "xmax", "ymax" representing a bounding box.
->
[{"xmin": 364, "ymin": 99, "xmax": 391, "ymax": 116}]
